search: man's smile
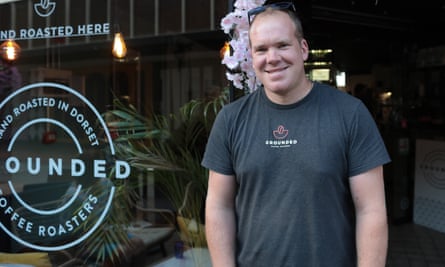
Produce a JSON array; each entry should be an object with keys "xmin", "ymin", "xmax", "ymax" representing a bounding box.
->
[{"xmin": 265, "ymin": 66, "xmax": 288, "ymax": 74}]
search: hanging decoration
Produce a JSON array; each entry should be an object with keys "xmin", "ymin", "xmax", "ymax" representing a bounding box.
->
[{"xmin": 220, "ymin": 0, "xmax": 265, "ymax": 93}]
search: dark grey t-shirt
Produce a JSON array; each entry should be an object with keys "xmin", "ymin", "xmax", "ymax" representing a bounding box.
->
[{"xmin": 202, "ymin": 82, "xmax": 390, "ymax": 267}]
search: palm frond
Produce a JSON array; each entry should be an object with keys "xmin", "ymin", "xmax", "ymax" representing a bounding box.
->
[{"xmin": 83, "ymin": 88, "xmax": 229, "ymax": 256}]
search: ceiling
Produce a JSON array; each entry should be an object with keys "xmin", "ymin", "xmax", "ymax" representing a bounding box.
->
[
  {"xmin": 242, "ymin": 0, "xmax": 445, "ymax": 73},
  {"xmin": 310, "ymin": 0, "xmax": 445, "ymax": 40},
  {"xmin": 295, "ymin": 0, "xmax": 445, "ymax": 73}
]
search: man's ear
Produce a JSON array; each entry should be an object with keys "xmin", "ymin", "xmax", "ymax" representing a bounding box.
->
[{"xmin": 300, "ymin": 39, "xmax": 309, "ymax": 61}]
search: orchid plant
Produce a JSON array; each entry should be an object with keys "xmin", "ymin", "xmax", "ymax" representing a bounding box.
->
[{"xmin": 220, "ymin": 0, "xmax": 265, "ymax": 93}]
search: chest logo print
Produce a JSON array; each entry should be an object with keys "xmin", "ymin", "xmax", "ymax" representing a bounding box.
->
[{"xmin": 273, "ymin": 125, "xmax": 289, "ymax": 139}]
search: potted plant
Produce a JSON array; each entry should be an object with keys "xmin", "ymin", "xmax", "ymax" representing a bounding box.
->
[{"xmin": 102, "ymin": 89, "xmax": 228, "ymax": 254}]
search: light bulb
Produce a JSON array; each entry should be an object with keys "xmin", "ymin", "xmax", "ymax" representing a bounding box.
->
[
  {"xmin": 112, "ymin": 32, "xmax": 127, "ymax": 59},
  {"xmin": 1, "ymin": 39, "xmax": 21, "ymax": 61},
  {"xmin": 220, "ymin": 41, "xmax": 230, "ymax": 59}
]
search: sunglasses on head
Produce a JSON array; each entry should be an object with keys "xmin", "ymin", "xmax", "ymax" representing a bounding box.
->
[{"xmin": 247, "ymin": 2, "xmax": 297, "ymax": 25}]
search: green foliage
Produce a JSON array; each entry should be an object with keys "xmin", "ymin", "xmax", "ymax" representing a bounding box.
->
[
  {"xmin": 75, "ymin": 174, "xmax": 140, "ymax": 265},
  {"xmin": 114, "ymin": 91, "xmax": 227, "ymax": 201},
  {"xmin": 101, "ymin": 89, "xmax": 228, "ymax": 250}
]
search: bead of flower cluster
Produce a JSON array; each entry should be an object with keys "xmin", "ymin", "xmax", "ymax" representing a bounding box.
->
[{"xmin": 220, "ymin": 0, "xmax": 265, "ymax": 92}]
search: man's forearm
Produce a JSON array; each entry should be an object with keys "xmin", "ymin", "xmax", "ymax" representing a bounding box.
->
[
  {"xmin": 355, "ymin": 211, "xmax": 388, "ymax": 267},
  {"xmin": 205, "ymin": 205, "xmax": 237, "ymax": 267}
]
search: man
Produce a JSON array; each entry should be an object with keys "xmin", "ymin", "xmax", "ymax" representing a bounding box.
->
[{"xmin": 202, "ymin": 1, "xmax": 390, "ymax": 266}]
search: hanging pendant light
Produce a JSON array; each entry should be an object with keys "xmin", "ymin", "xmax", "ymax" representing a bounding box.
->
[
  {"xmin": 220, "ymin": 41, "xmax": 231, "ymax": 59},
  {"xmin": 0, "ymin": 39, "xmax": 21, "ymax": 62},
  {"xmin": 112, "ymin": 32, "xmax": 127, "ymax": 59}
]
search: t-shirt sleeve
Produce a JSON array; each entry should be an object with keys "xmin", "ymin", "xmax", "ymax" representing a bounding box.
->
[
  {"xmin": 348, "ymin": 102, "xmax": 391, "ymax": 177},
  {"xmin": 201, "ymin": 108, "xmax": 234, "ymax": 175}
]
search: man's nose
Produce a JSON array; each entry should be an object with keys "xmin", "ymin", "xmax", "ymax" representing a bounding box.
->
[{"xmin": 266, "ymin": 49, "xmax": 280, "ymax": 62}]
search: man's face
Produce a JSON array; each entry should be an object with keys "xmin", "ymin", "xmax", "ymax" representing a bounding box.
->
[{"xmin": 249, "ymin": 11, "xmax": 309, "ymax": 96}]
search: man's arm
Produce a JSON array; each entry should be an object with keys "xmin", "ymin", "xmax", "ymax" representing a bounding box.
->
[
  {"xmin": 205, "ymin": 170, "xmax": 237, "ymax": 267},
  {"xmin": 350, "ymin": 166, "xmax": 388, "ymax": 267}
]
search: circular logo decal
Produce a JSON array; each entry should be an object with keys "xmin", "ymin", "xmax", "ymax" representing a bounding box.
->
[
  {"xmin": 420, "ymin": 150, "xmax": 445, "ymax": 190},
  {"xmin": 0, "ymin": 82, "xmax": 130, "ymax": 251}
]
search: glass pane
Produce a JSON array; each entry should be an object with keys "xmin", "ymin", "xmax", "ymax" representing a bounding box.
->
[
  {"xmin": 215, "ymin": 0, "xmax": 229, "ymax": 29},
  {"xmin": 0, "ymin": 4, "xmax": 12, "ymax": 38},
  {"xmin": 134, "ymin": 0, "xmax": 154, "ymax": 36},
  {"xmin": 159, "ymin": 0, "xmax": 180, "ymax": 33},
  {"xmin": 0, "ymin": 0, "xmax": 227, "ymax": 260},
  {"xmin": 186, "ymin": 0, "xmax": 209, "ymax": 31},
  {"xmin": 14, "ymin": 3, "xmax": 28, "ymax": 30},
  {"xmin": 114, "ymin": 0, "xmax": 130, "ymax": 36},
  {"xmin": 70, "ymin": 0, "xmax": 87, "ymax": 43},
  {"xmin": 89, "ymin": 0, "xmax": 108, "ymax": 42}
]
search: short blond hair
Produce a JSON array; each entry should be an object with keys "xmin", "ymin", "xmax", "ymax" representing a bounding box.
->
[{"xmin": 249, "ymin": 7, "xmax": 305, "ymax": 41}]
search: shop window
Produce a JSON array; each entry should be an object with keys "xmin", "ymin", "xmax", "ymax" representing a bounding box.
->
[{"xmin": 0, "ymin": 0, "xmax": 229, "ymax": 259}]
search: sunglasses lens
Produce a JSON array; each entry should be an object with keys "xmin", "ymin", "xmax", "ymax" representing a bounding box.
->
[
  {"xmin": 248, "ymin": 7, "xmax": 264, "ymax": 23},
  {"xmin": 248, "ymin": 2, "xmax": 296, "ymax": 24}
]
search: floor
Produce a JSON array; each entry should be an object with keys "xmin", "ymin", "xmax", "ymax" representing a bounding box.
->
[
  {"xmin": 142, "ymin": 222, "xmax": 445, "ymax": 267},
  {"xmin": 387, "ymin": 223, "xmax": 445, "ymax": 267},
  {"xmin": 141, "ymin": 231, "xmax": 179, "ymax": 266}
]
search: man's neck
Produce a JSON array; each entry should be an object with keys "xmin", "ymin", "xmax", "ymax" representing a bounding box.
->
[{"xmin": 265, "ymin": 79, "xmax": 314, "ymax": 105}]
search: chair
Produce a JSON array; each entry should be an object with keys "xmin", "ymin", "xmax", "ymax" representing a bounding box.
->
[{"xmin": 129, "ymin": 205, "xmax": 176, "ymax": 257}]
